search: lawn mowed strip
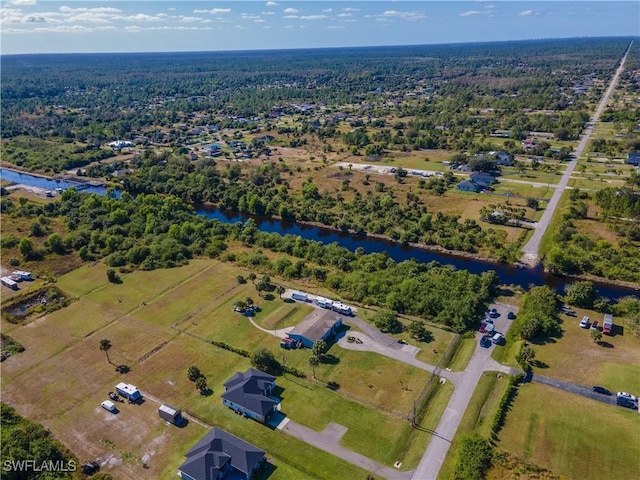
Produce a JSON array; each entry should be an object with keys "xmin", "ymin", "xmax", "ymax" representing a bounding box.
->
[
  {"xmin": 437, "ymin": 372, "xmax": 511, "ymax": 480},
  {"xmin": 498, "ymin": 382, "xmax": 640, "ymax": 480}
]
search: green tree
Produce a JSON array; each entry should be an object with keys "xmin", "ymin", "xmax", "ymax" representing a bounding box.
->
[
  {"xmin": 407, "ymin": 320, "xmax": 432, "ymax": 342},
  {"xmin": 516, "ymin": 344, "xmax": 536, "ymax": 371},
  {"xmin": 276, "ymin": 285, "xmax": 285, "ymax": 299},
  {"xmin": 312, "ymin": 339, "xmax": 329, "ymax": 359},
  {"xmin": 99, "ymin": 339, "xmax": 112, "ymax": 364},
  {"xmin": 454, "ymin": 434, "xmax": 493, "ymax": 480},
  {"xmin": 106, "ymin": 269, "xmax": 120, "ymax": 283},
  {"xmin": 591, "ymin": 329, "xmax": 603, "ymax": 343},
  {"xmin": 564, "ymin": 281, "xmax": 598, "ymax": 309},
  {"xmin": 236, "ymin": 275, "xmax": 246, "ymax": 284},
  {"xmin": 373, "ymin": 310, "xmax": 403, "ymax": 334},
  {"xmin": 248, "ymin": 272, "xmax": 257, "ymax": 283},
  {"xmin": 195, "ymin": 376, "xmax": 208, "ymax": 393},
  {"xmin": 251, "ymin": 348, "xmax": 280, "ymax": 375},
  {"xmin": 309, "ymin": 355, "xmax": 319, "ymax": 379},
  {"xmin": 187, "ymin": 365, "xmax": 202, "ymax": 382},
  {"xmin": 18, "ymin": 237, "xmax": 35, "ymax": 260}
]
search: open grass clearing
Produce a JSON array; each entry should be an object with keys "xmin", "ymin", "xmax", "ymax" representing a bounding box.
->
[
  {"xmin": 438, "ymin": 372, "xmax": 511, "ymax": 480},
  {"xmin": 531, "ymin": 308, "xmax": 640, "ymax": 391},
  {"xmin": 498, "ymin": 382, "xmax": 640, "ymax": 480},
  {"xmin": 444, "ymin": 336, "xmax": 477, "ymax": 372}
]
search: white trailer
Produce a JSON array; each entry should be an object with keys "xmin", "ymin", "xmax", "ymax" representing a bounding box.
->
[
  {"xmin": 602, "ymin": 314, "xmax": 613, "ymax": 335},
  {"xmin": 315, "ymin": 297, "xmax": 333, "ymax": 308},
  {"xmin": 1, "ymin": 277, "xmax": 18, "ymax": 290}
]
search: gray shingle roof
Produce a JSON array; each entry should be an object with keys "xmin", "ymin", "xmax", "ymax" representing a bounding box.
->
[
  {"xmin": 288, "ymin": 309, "xmax": 340, "ymax": 343},
  {"xmin": 179, "ymin": 428, "xmax": 265, "ymax": 480},
  {"xmin": 222, "ymin": 369, "xmax": 277, "ymax": 418}
]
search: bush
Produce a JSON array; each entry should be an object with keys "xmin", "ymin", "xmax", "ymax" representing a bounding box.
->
[
  {"xmin": 373, "ymin": 310, "xmax": 403, "ymax": 333},
  {"xmin": 490, "ymin": 374, "xmax": 524, "ymax": 440},
  {"xmin": 454, "ymin": 434, "xmax": 493, "ymax": 480},
  {"xmin": 8, "ymin": 257, "xmax": 19, "ymax": 266}
]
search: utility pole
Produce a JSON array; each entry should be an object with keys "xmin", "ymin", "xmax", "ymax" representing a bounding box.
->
[{"xmin": 282, "ymin": 354, "xmax": 286, "ymax": 378}]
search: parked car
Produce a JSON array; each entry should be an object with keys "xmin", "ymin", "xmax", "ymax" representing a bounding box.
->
[
  {"xmin": 82, "ymin": 461, "xmax": 99, "ymax": 475},
  {"xmin": 507, "ymin": 311, "xmax": 516, "ymax": 320},
  {"xmin": 484, "ymin": 318, "xmax": 494, "ymax": 325},
  {"xmin": 489, "ymin": 308, "xmax": 498, "ymax": 317},
  {"xmin": 101, "ymin": 400, "xmax": 118, "ymax": 413},
  {"xmin": 479, "ymin": 336, "xmax": 492, "ymax": 348},
  {"xmin": 616, "ymin": 397, "xmax": 638, "ymax": 410},
  {"xmin": 579, "ymin": 316, "xmax": 590, "ymax": 328},
  {"xmin": 479, "ymin": 323, "xmax": 487, "ymax": 333},
  {"xmin": 491, "ymin": 333, "xmax": 504, "ymax": 345},
  {"xmin": 616, "ymin": 392, "xmax": 638, "ymax": 402},
  {"xmin": 562, "ymin": 306, "xmax": 576, "ymax": 316},
  {"xmin": 592, "ymin": 386, "xmax": 611, "ymax": 395},
  {"xmin": 397, "ymin": 339, "xmax": 407, "ymax": 345},
  {"xmin": 590, "ymin": 321, "xmax": 599, "ymax": 331}
]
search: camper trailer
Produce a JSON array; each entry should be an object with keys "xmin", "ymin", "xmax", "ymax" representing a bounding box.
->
[
  {"xmin": 115, "ymin": 382, "xmax": 142, "ymax": 403},
  {"xmin": 291, "ymin": 291, "xmax": 309, "ymax": 302}
]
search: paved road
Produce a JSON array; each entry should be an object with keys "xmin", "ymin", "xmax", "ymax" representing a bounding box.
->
[
  {"xmin": 521, "ymin": 42, "xmax": 632, "ymax": 266},
  {"xmin": 411, "ymin": 303, "xmax": 519, "ymax": 480},
  {"xmin": 531, "ymin": 375, "xmax": 618, "ymax": 406}
]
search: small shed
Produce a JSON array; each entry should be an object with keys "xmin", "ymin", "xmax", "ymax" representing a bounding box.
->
[{"xmin": 159, "ymin": 404, "xmax": 182, "ymax": 425}]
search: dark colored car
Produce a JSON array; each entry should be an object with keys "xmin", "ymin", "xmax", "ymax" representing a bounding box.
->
[
  {"xmin": 507, "ymin": 311, "xmax": 516, "ymax": 320},
  {"xmin": 592, "ymin": 386, "xmax": 611, "ymax": 395},
  {"xmin": 82, "ymin": 462, "xmax": 99, "ymax": 475},
  {"xmin": 479, "ymin": 336, "xmax": 492, "ymax": 348},
  {"xmin": 616, "ymin": 398, "xmax": 638, "ymax": 410}
]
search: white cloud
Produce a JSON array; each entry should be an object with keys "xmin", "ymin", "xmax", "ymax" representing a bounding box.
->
[
  {"xmin": 484, "ymin": 5, "xmax": 495, "ymax": 9},
  {"xmin": 337, "ymin": 13, "xmax": 352, "ymax": 18},
  {"xmin": 266, "ymin": 1, "xmax": 278, "ymax": 6},
  {"xmin": 284, "ymin": 24, "xmax": 293, "ymax": 28},
  {"xmin": 382, "ymin": 10, "xmax": 426, "ymax": 21},
  {"xmin": 343, "ymin": 7, "xmax": 359, "ymax": 12},
  {"xmin": 322, "ymin": 8, "xmax": 332, "ymax": 13},
  {"xmin": 34, "ymin": 24, "xmax": 93, "ymax": 33},
  {"xmin": 179, "ymin": 16, "xmax": 204, "ymax": 23},
  {"xmin": 10, "ymin": 0, "xmax": 37, "ymax": 5},
  {"xmin": 67, "ymin": 13, "xmax": 111, "ymax": 24},
  {"xmin": 261, "ymin": 11, "xmax": 276, "ymax": 15},
  {"xmin": 283, "ymin": 8, "xmax": 298, "ymax": 14},
  {"xmin": 519, "ymin": 10, "xmax": 533, "ymax": 16},
  {"xmin": 194, "ymin": 8, "xmax": 231, "ymax": 14},
  {"xmin": 254, "ymin": 18, "xmax": 266, "ymax": 23},
  {"xmin": 59, "ymin": 6, "xmax": 122, "ymax": 14},
  {"xmin": 283, "ymin": 15, "xmax": 299, "ymax": 19},
  {"xmin": 115, "ymin": 13, "xmax": 163, "ymax": 22},
  {"xmin": 262, "ymin": 25, "xmax": 271, "ymax": 29},
  {"xmin": 459, "ymin": 10, "xmax": 480, "ymax": 17},
  {"xmin": 300, "ymin": 15, "xmax": 327, "ymax": 20},
  {"xmin": 327, "ymin": 25, "xmax": 345, "ymax": 29}
]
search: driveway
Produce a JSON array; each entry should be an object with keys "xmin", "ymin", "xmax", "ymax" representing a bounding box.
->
[{"xmin": 531, "ymin": 374, "xmax": 618, "ymax": 406}]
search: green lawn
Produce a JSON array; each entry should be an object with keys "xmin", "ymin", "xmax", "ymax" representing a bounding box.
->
[
  {"xmin": 438, "ymin": 372, "xmax": 511, "ymax": 480},
  {"xmin": 498, "ymin": 383, "xmax": 640, "ymax": 480},
  {"xmin": 444, "ymin": 337, "xmax": 477, "ymax": 372}
]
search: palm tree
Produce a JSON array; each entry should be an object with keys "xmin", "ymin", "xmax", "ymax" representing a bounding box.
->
[
  {"xmin": 248, "ymin": 272, "xmax": 257, "ymax": 284},
  {"xmin": 99, "ymin": 339, "xmax": 112, "ymax": 364},
  {"xmin": 309, "ymin": 355, "xmax": 319, "ymax": 379},
  {"xmin": 276, "ymin": 285, "xmax": 285, "ymax": 299}
]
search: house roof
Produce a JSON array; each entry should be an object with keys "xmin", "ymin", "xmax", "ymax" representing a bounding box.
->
[
  {"xmin": 289, "ymin": 309, "xmax": 341, "ymax": 343},
  {"xmin": 179, "ymin": 428, "xmax": 265, "ymax": 480},
  {"xmin": 457, "ymin": 180, "xmax": 480, "ymax": 190},
  {"xmin": 222, "ymin": 369, "xmax": 277, "ymax": 417}
]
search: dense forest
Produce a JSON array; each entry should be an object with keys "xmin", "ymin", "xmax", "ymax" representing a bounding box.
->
[{"xmin": 0, "ymin": 192, "xmax": 496, "ymax": 332}]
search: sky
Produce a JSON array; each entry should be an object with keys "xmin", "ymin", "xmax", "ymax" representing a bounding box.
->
[{"xmin": 1, "ymin": 1, "xmax": 638, "ymax": 54}]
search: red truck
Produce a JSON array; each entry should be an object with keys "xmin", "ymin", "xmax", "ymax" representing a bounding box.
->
[{"xmin": 602, "ymin": 314, "xmax": 613, "ymax": 335}]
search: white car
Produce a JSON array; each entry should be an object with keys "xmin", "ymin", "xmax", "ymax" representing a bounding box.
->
[
  {"xmin": 616, "ymin": 392, "xmax": 638, "ymax": 402},
  {"xmin": 579, "ymin": 316, "xmax": 590, "ymax": 328},
  {"xmin": 101, "ymin": 400, "xmax": 118, "ymax": 413}
]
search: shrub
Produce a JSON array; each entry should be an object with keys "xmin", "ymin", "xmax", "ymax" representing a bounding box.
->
[{"xmin": 454, "ymin": 434, "xmax": 493, "ymax": 480}]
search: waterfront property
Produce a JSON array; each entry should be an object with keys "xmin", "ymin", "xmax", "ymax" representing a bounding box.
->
[
  {"xmin": 287, "ymin": 309, "xmax": 343, "ymax": 349},
  {"xmin": 221, "ymin": 369, "xmax": 278, "ymax": 423},
  {"xmin": 178, "ymin": 427, "xmax": 266, "ymax": 480}
]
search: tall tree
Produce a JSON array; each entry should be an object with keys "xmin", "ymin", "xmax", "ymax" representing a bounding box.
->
[
  {"xmin": 99, "ymin": 339, "xmax": 112, "ymax": 364},
  {"xmin": 309, "ymin": 355, "xmax": 319, "ymax": 379}
]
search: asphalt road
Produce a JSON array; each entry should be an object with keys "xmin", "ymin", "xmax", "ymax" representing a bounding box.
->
[
  {"xmin": 530, "ymin": 374, "xmax": 618, "ymax": 406},
  {"xmin": 521, "ymin": 42, "xmax": 632, "ymax": 266}
]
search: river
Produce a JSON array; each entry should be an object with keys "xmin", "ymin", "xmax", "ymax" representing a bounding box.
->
[{"xmin": 2, "ymin": 167, "xmax": 637, "ymax": 300}]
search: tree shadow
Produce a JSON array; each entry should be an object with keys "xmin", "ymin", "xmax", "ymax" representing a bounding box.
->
[
  {"xmin": 283, "ymin": 298, "xmax": 295, "ymax": 304},
  {"xmin": 263, "ymin": 293, "xmax": 275, "ymax": 301},
  {"xmin": 325, "ymin": 381, "xmax": 340, "ymax": 391},
  {"xmin": 115, "ymin": 364, "xmax": 130, "ymax": 374},
  {"xmin": 596, "ymin": 341, "xmax": 614, "ymax": 348},
  {"xmin": 532, "ymin": 360, "xmax": 549, "ymax": 369},
  {"xmin": 320, "ymin": 354, "xmax": 340, "ymax": 365},
  {"xmin": 200, "ymin": 388, "xmax": 214, "ymax": 397}
]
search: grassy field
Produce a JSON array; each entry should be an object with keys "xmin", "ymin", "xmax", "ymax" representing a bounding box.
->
[
  {"xmin": 498, "ymin": 383, "xmax": 640, "ymax": 480},
  {"xmin": 2, "ymin": 258, "xmax": 446, "ymax": 478},
  {"xmin": 531, "ymin": 308, "xmax": 640, "ymax": 391},
  {"xmin": 438, "ymin": 371, "xmax": 511, "ymax": 480}
]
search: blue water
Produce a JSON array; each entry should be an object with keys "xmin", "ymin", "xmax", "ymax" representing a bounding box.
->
[
  {"xmin": 2, "ymin": 167, "xmax": 637, "ymax": 299},
  {"xmin": 0, "ymin": 168, "xmax": 112, "ymax": 196}
]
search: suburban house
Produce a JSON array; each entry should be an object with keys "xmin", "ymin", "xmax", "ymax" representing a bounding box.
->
[
  {"xmin": 178, "ymin": 427, "xmax": 266, "ymax": 480},
  {"xmin": 203, "ymin": 144, "xmax": 222, "ymax": 157},
  {"xmin": 627, "ymin": 152, "xmax": 640, "ymax": 165},
  {"xmin": 221, "ymin": 369, "xmax": 277, "ymax": 423},
  {"xmin": 456, "ymin": 179, "xmax": 482, "ymax": 193},
  {"xmin": 286, "ymin": 309, "xmax": 343, "ymax": 349},
  {"xmin": 490, "ymin": 150, "xmax": 513, "ymax": 166},
  {"xmin": 470, "ymin": 172, "xmax": 495, "ymax": 188}
]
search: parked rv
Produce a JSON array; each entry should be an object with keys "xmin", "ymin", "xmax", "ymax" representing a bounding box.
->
[
  {"xmin": 291, "ymin": 291, "xmax": 308, "ymax": 302},
  {"xmin": 115, "ymin": 382, "xmax": 142, "ymax": 403},
  {"xmin": 315, "ymin": 297, "xmax": 333, "ymax": 309},
  {"xmin": 602, "ymin": 314, "xmax": 613, "ymax": 335}
]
